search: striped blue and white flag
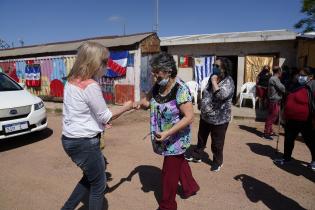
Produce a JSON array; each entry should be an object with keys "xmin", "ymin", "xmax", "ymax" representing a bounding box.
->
[{"xmin": 194, "ymin": 56, "xmax": 215, "ymax": 86}]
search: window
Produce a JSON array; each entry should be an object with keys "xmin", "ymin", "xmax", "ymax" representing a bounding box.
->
[{"xmin": 0, "ymin": 73, "xmax": 22, "ymax": 91}]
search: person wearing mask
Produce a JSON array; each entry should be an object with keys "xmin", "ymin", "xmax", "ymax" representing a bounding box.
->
[
  {"xmin": 256, "ymin": 65, "xmax": 272, "ymax": 109},
  {"xmin": 185, "ymin": 57, "xmax": 235, "ymax": 172},
  {"xmin": 274, "ymin": 68, "xmax": 315, "ymax": 171},
  {"xmin": 263, "ymin": 66, "xmax": 285, "ymax": 140},
  {"xmin": 61, "ymin": 42, "xmax": 135, "ymax": 210},
  {"xmin": 136, "ymin": 52, "xmax": 199, "ymax": 210}
]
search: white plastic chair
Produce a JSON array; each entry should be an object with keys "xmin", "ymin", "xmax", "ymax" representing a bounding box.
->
[
  {"xmin": 200, "ymin": 76, "xmax": 210, "ymax": 98},
  {"xmin": 186, "ymin": 81, "xmax": 198, "ymax": 105},
  {"xmin": 240, "ymin": 82, "xmax": 257, "ymax": 109}
]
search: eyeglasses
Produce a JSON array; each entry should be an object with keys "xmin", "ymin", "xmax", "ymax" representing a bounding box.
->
[
  {"xmin": 152, "ymin": 69, "xmax": 160, "ymax": 74},
  {"xmin": 212, "ymin": 64, "xmax": 220, "ymax": 68}
]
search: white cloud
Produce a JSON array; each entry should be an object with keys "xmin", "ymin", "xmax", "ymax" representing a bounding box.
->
[{"xmin": 108, "ymin": 16, "xmax": 123, "ymax": 22}]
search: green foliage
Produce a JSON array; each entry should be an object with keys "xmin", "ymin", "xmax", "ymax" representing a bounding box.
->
[{"xmin": 295, "ymin": 0, "xmax": 315, "ymax": 33}]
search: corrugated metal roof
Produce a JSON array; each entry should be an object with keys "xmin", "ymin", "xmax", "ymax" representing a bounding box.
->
[
  {"xmin": 161, "ymin": 30, "xmax": 297, "ymax": 46},
  {"xmin": 0, "ymin": 32, "xmax": 155, "ymax": 58},
  {"xmin": 297, "ymin": 32, "xmax": 315, "ymax": 40}
]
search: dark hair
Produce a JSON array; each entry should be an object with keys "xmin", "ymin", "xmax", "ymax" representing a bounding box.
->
[
  {"xmin": 272, "ymin": 66, "xmax": 282, "ymax": 74},
  {"xmin": 262, "ymin": 65, "xmax": 270, "ymax": 71},
  {"xmin": 150, "ymin": 52, "xmax": 177, "ymax": 78},
  {"xmin": 300, "ymin": 67, "xmax": 312, "ymax": 76},
  {"xmin": 217, "ymin": 57, "xmax": 232, "ymax": 77}
]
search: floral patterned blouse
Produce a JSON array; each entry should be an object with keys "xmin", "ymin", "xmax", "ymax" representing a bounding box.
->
[{"xmin": 150, "ymin": 78, "xmax": 192, "ymax": 156}]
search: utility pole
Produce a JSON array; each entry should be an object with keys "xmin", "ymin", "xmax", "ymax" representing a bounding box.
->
[{"xmin": 153, "ymin": 0, "xmax": 159, "ymax": 34}]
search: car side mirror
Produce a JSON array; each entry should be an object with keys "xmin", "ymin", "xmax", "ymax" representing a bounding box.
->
[{"xmin": 19, "ymin": 82, "xmax": 26, "ymax": 89}]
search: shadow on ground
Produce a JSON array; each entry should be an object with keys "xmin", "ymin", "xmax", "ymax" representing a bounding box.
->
[
  {"xmin": 185, "ymin": 145, "xmax": 214, "ymax": 166},
  {"xmin": 239, "ymin": 125, "xmax": 286, "ymax": 138},
  {"xmin": 246, "ymin": 143, "xmax": 315, "ymax": 183},
  {"xmin": 0, "ymin": 128, "xmax": 53, "ymax": 152},
  {"xmin": 107, "ymin": 165, "xmax": 162, "ymax": 204},
  {"xmin": 239, "ymin": 125, "xmax": 264, "ymax": 137},
  {"xmin": 234, "ymin": 174, "xmax": 306, "ymax": 210},
  {"xmin": 107, "ymin": 165, "xmax": 195, "ymax": 205}
]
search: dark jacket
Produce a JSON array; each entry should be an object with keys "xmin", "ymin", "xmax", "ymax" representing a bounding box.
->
[{"xmin": 200, "ymin": 76, "xmax": 235, "ymax": 125}]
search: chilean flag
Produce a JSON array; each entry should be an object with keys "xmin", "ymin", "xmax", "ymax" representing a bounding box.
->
[{"xmin": 105, "ymin": 51, "xmax": 128, "ymax": 78}]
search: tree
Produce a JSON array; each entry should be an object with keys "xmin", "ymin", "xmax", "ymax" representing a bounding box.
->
[{"xmin": 294, "ymin": 0, "xmax": 315, "ymax": 33}]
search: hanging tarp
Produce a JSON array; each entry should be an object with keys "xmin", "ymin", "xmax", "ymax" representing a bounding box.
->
[
  {"xmin": 0, "ymin": 61, "xmax": 18, "ymax": 82},
  {"xmin": 0, "ymin": 56, "xmax": 75, "ymax": 97},
  {"xmin": 194, "ymin": 56, "xmax": 215, "ymax": 86},
  {"xmin": 0, "ymin": 51, "xmax": 135, "ymax": 102},
  {"xmin": 245, "ymin": 55, "xmax": 273, "ymax": 82}
]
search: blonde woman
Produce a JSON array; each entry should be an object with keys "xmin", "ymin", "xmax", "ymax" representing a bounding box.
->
[{"xmin": 61, "ymin": 42, "xmax": 134, "ymax": 210}]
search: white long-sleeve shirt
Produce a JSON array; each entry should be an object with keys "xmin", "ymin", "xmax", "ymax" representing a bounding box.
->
[{"xmin": 62, "ymin": 80, "xmax": 112, "ymax": 138}]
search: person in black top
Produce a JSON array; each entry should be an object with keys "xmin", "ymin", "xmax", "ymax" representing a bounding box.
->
[{"xmin": 256, "ymin": 65, "xmax": 272, "ymax": 109}]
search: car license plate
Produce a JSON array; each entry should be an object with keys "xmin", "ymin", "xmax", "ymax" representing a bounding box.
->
[{"xmin": 4, "ymin": 122, "xmax": 29, "ymax": 134}]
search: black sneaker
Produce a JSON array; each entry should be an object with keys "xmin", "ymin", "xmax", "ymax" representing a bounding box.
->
[
  {"xmin": 185, "ymin": 155, "xmax": 201, "ymax": 163},
  {"xmin": 211, "ymin": 164, "xmax": 223, "ymax": 172},
  {"xmin": 273, "ymin": 158, "xmax": 290, "ymax": 165},
  {"xmin": 192, "ymin": 157, "xmax": 201, "ymax": 163},
  {"xmin": 184, "ymin": 155, "xmax": 193, "ymax": 162}
]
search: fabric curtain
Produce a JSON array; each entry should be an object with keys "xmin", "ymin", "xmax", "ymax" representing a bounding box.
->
[{"xmin": 245, "ymin": 56, "xmax": 273, "ymax": 82}]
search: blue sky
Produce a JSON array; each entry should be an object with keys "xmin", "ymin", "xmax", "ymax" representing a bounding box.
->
[{"xmin": 0, "ymin": 0, "xmax": 305, "ymax": 47}]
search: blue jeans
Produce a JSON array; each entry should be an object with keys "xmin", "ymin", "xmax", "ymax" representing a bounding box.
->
[{"xmin": 61, "ymin": 135, "xmax": 106, "ymax": 210}]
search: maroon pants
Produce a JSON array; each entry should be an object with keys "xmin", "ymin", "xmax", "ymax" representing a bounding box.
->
[
  {"xmin": 264, "ymin": 101, "xmax": 280, "ymax": 135},
  {"xmin": 159, "ymin": 154, "xmax": 199, "ymax": 210}
]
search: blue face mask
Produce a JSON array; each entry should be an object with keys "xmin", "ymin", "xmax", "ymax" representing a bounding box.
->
[
  {"xmin": 212, "ymin": 66, "xmax": 221, "ymax": 76},
  {"xmin": 298, "ymin": 75, "xmax": 308, "ymax": 85},
  {"xmin": 158, "ymin": 77, "xmax": 169, "ymax": 86}
]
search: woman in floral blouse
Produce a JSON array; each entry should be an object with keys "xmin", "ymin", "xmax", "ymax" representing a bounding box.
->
[
  {"xmin": 136, "ymin": 52, "xmax": 199, "ymax": 210},
  {"xmin": 186, "ymin": 57, "xmax": 235, "ymax": 172}
]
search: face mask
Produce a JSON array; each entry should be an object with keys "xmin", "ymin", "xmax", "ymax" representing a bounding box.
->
[
  {"xmin": 212, "ymin": 66, "xmax": 221, "ymax": 76},
  {"xmin": 158, "ymin": 77, "xmax": 169, "ymax": 86},
  {"xmin": 298, "ymin": 75, "xmax": 308, "ymax": 85}
]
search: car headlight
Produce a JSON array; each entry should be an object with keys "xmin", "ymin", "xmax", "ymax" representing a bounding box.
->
[{"xmin": 34, "ymin": 101, "xmax": 44, "ymax": 110}]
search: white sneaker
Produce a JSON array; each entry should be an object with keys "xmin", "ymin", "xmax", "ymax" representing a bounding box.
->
[
  {"xmin": 211, "ymin": 164, "xmax": 223, "ymax": 172},
  {"xmin": 309, "ymin": 161, "xmax": 315, "ymax": 171}
]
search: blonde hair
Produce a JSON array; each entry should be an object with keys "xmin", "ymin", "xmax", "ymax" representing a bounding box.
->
[{"xmin": 67, "ymin": 41, "xmax": 109, "ymax": 81}]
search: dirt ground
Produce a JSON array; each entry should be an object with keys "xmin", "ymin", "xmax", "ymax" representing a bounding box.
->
[{"xmin": 0, "ymin": 110, "xmax": 314, "ymax": 210}]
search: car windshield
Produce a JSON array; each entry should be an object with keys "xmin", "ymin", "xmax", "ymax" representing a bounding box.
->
[{"xmin": 0, "ymin": 73, "xmax": 23, "ymax": 91}]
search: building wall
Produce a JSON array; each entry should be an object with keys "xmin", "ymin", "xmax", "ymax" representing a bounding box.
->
[
  {"xmin": 171, "ymin": 55, "xmax": 193, "ymax": 82},
  {"xmin": 0, "ymin": 56, "xmax": 76, "ymax": 98},
  {"xmin": 166, "ymin": 40, "xmax": 297, "ymax": 94},
  {"xmin": 134, "ymin": 48, "xmax": 142, "ymax": 101},
  {"xmin": 0, "ymin": 49, "xmax": 142, "ymax": 103},
  {"xmin": 297, "ymin": 40, "xmax": 315, "ymax": 68}
]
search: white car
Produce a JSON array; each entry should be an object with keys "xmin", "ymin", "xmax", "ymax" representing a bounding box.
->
[{"xmin": 0, "ymin": 72, "xmax": 47, "ymax": 139}]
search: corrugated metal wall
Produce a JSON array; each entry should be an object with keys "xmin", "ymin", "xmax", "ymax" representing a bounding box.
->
[
  {"xmin": 0, "ymin": 53, "xmax": 137, "ymax": 104},
  {"xmin": 0, "ymin": 56, "xmax": 76, "ymax": 98}
]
